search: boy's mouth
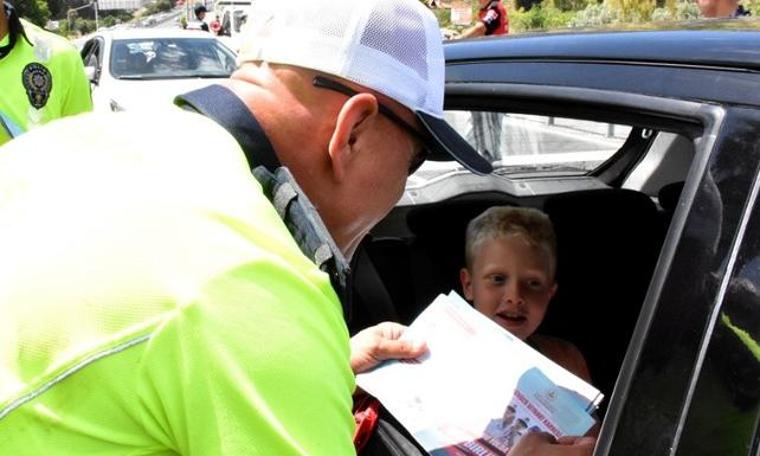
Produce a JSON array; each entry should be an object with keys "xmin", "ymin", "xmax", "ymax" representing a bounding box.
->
[{"xmin": 494, "ymin": 311, "xmax": 527, "ymax": 325}]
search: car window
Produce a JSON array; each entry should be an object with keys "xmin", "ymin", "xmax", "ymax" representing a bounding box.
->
[
  {"xmin": 109, "ymin": 38, "xmax": 237, "ymax": 79},
  {"xmin": 81, "ymin": 40, "xmax": 101, "ymax": 68},
  {"xmin": 443, "ymin": 110, "xmax": 632, "ymax": 174}
]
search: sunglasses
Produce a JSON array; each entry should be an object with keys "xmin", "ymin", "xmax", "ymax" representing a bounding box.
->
[{"xmin": 312, "ymin": 76, "xmax": 429, "ymax": 175}]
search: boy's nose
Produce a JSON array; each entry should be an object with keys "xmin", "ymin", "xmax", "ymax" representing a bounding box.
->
[{"xmin": 502, "ymin": 282, "xmax": 524, "ymax": 306}]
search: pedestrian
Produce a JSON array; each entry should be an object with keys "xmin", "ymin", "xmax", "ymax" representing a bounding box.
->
[
  {"xmin": 460, "ymin": 0, "xmax": 509, "ymax": 38},
  {"xmin": 193, "ymin": 4, "xmax": 210, "ymax": 32},
  {"xmin": 0, "ymin": 1, "xmax": 92, "ymax": 146},
  {"xmin": 697, "ymin": 0, "xmax": 751, "ymax": 17},
  {"xmin": 210, "ymin": 14, "xmax": 221, "ymax": 35}
]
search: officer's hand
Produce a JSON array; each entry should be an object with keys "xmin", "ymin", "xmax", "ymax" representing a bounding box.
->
[
  {"xmin": 350, "ymin": 322, "xmax": 427, "ymax": 374},
  {"xmin": 507, "ymin": 432, "xmax": 596, "ymax": 456}
]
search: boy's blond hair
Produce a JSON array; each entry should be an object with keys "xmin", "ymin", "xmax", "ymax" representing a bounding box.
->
[{"xmin": 464, "ymin": 206, "xmax": 557, "ymax": 278}]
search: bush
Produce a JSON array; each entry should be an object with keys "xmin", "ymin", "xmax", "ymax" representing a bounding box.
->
[
  {"xmin": 144, "ymin": 0, "xmax": 174, "ymax": 16},
  {"xmin": 15, "ymin": 0, "xmax": 50, "ymax": 26},
  {"xmin": 650, "ymin": 0, "xmax": 700, "ymax": 21},
  {"xmin": 101, "ymin": 15, "xmax": 117, "ymax": 28},
  {"xmin": 744, "ymin": 0, "xmax": 759, "ymax": 14},
  {"xmin": 74, "ymin": 17, "xmax": 96, "ymax": 34},
  {"xmin": 511, "ymin": 2, "xmax": 575, "ymax": 31},
  {"xmin": 570, "ymin": 0, "xmax": 700, "ymax": 27},
  {"xmin": 569, "ymin": 1, "xmax": 619, "ymax": 27},
  {"xmin": 607, "ymin": 0, "xmax": 657, "ymax": 22}
]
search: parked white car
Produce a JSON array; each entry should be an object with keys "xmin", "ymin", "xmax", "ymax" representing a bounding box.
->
[{"xmin": 79, "ymin": 29, "xmax": 237, "ymax": 112}]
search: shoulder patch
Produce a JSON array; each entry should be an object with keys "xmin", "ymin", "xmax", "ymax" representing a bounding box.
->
[{"xmin": 22, "ymin": 62, "xmax": 53, "ymax": 109}]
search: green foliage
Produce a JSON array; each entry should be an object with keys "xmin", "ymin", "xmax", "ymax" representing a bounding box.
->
[
  {"xmin": 432, "ymin": 6, "xmax": 452, "ymax": 28},
  {"xmin": 143, "ymin": 0, "xmax": 173, "ymax": 16},
  {"xmin": 512, "ymin": 1, "xmax": 575, "ymax": 31},
  {"xmin": 14, "ymin": 0, "xmax": 51, "ymax": 26},
  {"xmin": 650, "ymin": 0, "xmax": 700, "ymax": 20},
  {"xmin": 607, "ymin": 0, "xmax": 657, "ymax": 22},
  {"xmin": 745, "ymin": 0, "xmax": 759, "ymax": 14},
  {"xmin": 46, "ymin": 0, "xmax": 66, "ymax": 18},
  {"xmin": 101, "ymin": 15, "xmax": 117, "ymax": 27},
  {"xmin": 569, "ymin": 1, "xmax": 619, "ymax": 26},
  {"xmin": 570, "ymin": 0, "xmax": 700, "ymax": 27},
  {"xmin": 544, "ymin": 0, "xmax": 588, "ymax": 11},
  {"xmin": 74, "ymin": 16, "xmax": 95, "ymax": 33}
]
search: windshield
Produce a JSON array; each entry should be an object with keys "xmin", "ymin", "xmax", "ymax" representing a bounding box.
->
[
  {"xmin": 110, "ymin": 38, "xmax": 237, "ymax": 79},
  {"xmin": 414, "ymin": 110, "xmax": 632, "ymax": 178}
]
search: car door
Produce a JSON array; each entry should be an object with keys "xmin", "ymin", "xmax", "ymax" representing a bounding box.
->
[
  {"xmin": 443, "ymin": 44, "xmax": 760, "ymax": 454},
  {"xmin": 80, "ymin": 36, "xmax": 108, "ymax": 111},
  {"xmin": 599, "ymin": 106, "xmax": 760, "ymax": 455}
]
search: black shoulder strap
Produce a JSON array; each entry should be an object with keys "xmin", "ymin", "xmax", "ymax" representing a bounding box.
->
[{"xmin": 175, "ymin": 84, "xmax": 280, "ymax": 173}]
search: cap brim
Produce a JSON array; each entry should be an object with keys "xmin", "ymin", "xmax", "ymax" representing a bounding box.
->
[{"xmin": 416, "ymin": 111, "xmax": 493, "ymax": 175}]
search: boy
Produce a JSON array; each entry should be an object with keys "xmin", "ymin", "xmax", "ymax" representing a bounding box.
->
[{"xmin": 460, "ymin": 206, "xmax": 591, "ymax": 382}]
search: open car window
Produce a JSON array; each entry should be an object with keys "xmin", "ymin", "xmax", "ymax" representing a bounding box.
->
[{"xmin": 439, "ymin": 110, "xmax": 632, "ymax": 175}]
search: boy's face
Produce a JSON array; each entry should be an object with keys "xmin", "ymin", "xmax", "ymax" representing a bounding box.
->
[{"xmin": 460, "ymin": 234, "xmax": 556, "ymax": 341}]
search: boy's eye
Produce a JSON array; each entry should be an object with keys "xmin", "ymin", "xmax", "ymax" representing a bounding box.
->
[
  {"xmin": 526, "ymin": 279, "xmax": 545, "ymax": 290},
  {"xmin": 488, "ymin": 274, "xmax": 506, "ymax": 285}
]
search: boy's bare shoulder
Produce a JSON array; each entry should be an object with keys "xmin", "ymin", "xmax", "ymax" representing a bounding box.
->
[{"xmin": 531, "ymin": 334, "xmax": 591, "ymax": 382}]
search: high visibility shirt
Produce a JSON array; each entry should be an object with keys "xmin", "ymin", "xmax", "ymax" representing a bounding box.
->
[
  {"xmin": 0, "ymin": 109, "xmax": 356, "ymax": 454},
  {"xmin": 0, "ymin": 18, "xmax": 92, "ymax": 146}
]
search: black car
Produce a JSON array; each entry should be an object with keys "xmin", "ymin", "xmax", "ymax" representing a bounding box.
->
[{"xmin": 350, "ymin": 29, "xmax": 760, "ymax": 455}]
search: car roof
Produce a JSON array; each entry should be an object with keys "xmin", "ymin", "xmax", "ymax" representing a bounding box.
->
[
  {"xmin": 444, "ymin": 29, "xmax": 760, "ymax": 72},
  {"xmin": 93, "ymin": 28, "xmax": 216, "ymax": 41}
]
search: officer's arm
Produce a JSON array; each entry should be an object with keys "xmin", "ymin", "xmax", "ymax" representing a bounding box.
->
[{"xmin": 61, "ymin": 46, "xmax": 93, "ymax": 115}]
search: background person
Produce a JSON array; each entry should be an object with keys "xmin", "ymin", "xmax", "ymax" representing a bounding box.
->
[
  {"xmin": 0, "ymin": 0, "xmax": 91, "ymax": 146},
  {"xmin": 460, "ymin": 0, "xmax": 509, "ymax": 39},
  {"xmin": 193, "ymin": 4, "xmax": 210, "ymax": 31},
  {"xmin": 697, "ymin": 0, "xmax": 751, "ymax": 16},
  {"xmin": 0, "ymin": 0, "xmax": 489, "ymax": 453}
]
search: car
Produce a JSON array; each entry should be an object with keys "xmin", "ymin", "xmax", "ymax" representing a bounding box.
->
[
  {"xmin": 79, "ymin": 28, "xmax": 237, "ymax": 112},
  {"xmin": 350, "ymin": 26, "xmax": 760, "ymax": 455}
]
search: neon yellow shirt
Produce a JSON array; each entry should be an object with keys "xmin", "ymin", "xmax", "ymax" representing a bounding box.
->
[
  {"xmin": 0, "ymin": 19, "xmax": 92, "ymax": 146},
  {"xmin": 0, "ymin": 109, "xmax": 356, "ymax": 454}
]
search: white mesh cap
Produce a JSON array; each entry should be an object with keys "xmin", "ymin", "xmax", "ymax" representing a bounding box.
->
[{"xmin": 237, "ymin": 0, "xmax": 492, "ymax": 174}]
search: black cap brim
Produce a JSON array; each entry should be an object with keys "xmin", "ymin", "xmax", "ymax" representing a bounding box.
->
[{"xmin": 416, "ymin": 111, "xmax": 493, "ymax": 175}]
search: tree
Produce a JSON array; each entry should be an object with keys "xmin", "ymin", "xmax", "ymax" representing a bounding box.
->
[
  {"xmin": 14, "ymin": 0, "xmax": 51, "ymax": 26},
  {"xmin": 46, "ymin": 0, "xmax": 67, "ymax": 18}
]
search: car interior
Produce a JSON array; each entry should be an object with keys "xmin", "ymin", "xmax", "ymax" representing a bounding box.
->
[{"xmin": 348, "ymin": 105, "xmax": 699, "ymax": 426}]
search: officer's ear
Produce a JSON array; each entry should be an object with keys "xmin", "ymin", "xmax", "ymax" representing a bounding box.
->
[{"xmin": 327, "ymin": 93, "xmax": 379, "ymax": 183}]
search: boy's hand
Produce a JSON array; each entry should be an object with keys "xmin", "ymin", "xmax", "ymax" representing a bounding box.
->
[
  {"xmin": 350, "ymin": 322, "xmax": 427, "ymax": 374},
  {"xmin": 508, "ymin": 432, "xmax": 596, "ymax": 456}
]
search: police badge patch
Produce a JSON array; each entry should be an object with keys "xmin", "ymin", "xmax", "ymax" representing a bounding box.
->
[{"xmin": 22, "ymin": 63, "xmax": 53, "ymax": 109}]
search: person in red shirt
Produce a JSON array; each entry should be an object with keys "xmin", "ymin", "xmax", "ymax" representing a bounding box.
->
[{"xmin": 461, "ymin": 0, "xmax": 508, "ymax": 38}]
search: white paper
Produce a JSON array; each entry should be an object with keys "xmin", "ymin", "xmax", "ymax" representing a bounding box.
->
[{"xmin": 356, "ymin": 291, "xmax": 603, "ymax": 455}]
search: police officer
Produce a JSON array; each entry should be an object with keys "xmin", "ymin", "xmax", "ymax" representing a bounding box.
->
[
  {"xmin": 0, "ymin": 1, "xmax": 91, "ymax": 146},
  {"xmin": 0, "ymin": 0, "xmax": 594, "ymax": 451},
  {"xmin": 0, "ymin": 0, "xmax": 489, "ymax": 452}
]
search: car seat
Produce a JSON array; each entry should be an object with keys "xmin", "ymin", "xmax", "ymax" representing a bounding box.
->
[
  {"xmin": 125, "ymin": 52, "xmax": 148, "ymax": 74},
  {"xmin": 541, "ymin": 188, "xmax": 663, "ymax": 417}
]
